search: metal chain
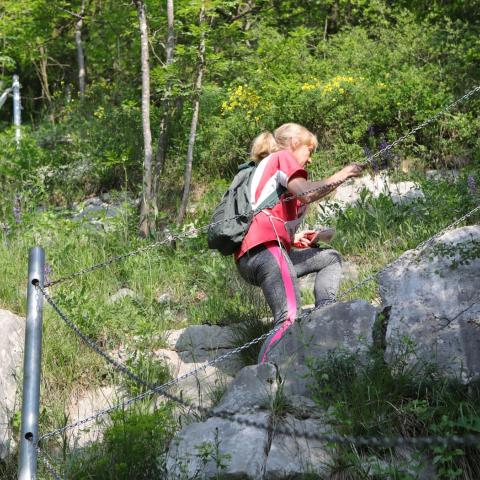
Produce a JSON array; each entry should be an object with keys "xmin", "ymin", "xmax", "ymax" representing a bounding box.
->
[
  {"xmin": 37, "ymin": 443, "xmax": 64, "ymax": 480},
  {"xmin": 36, "ymin": 283, "xmax": 209, "ymax": 415},
  {"xmin": 38, "ymin": 282, "xmax": 156, "ymax": 389},
  {"xmin": 45, "ymin": 84, "xmax": 480, "ymax": 288},
  {"xmin": 337, "ymin": 204, "xmax": 480, "ymax": 299},
  {"xmin": 199, "ymin": 409, "xmax": 480, "ymax": 448},
  {"xmin": 38, "ymin": 203, "xmax": 479, "ymax": 443},
  {"xmin": 37, "ymin": 324, "xmax": 287, "ymax": 443}
]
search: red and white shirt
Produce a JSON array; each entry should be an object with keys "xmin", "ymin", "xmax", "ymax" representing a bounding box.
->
[{"xmin": 235, "ymin": 150, "xmax": 308, "ymax": 260}]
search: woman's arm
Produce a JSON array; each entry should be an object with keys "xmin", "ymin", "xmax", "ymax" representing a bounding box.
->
[{"xmin": 287, "ymin": 163, "xmax": 365, "ymax": 204}]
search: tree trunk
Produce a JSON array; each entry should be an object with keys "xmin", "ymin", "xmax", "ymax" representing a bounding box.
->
[
  {"xmin": 75, "ymin": 0, "xmax": 87, "ymax": 98},
  {"xmin": 153, "ymin": 0, "xmax": 175, "ymax": 201},
  {"xmin": 176, "ymin": 0, "xmax": 205, "ymax": 225},
  {"xmin": 36, "ymin": 45, "xmax": 52, "ymax": 105},
  {"xmin": 136, "ymin": 0, "xmax": 154, "ymax": 237}
]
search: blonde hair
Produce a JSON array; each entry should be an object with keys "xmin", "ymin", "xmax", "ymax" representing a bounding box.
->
[{"xmin": 250, "ymin": 123, "xmax": 318, "ymax": 162}]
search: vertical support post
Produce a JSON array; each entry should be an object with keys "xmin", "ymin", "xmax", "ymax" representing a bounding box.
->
[
  {"xmin": 12, "ymin": 74, "xmax": 21, "ymax": 144},
  {"xmin": 18, "ymin": 247, "xmax": 45, "ymax": 480}
]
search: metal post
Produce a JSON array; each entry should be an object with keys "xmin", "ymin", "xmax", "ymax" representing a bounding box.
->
[
  {"xmin": 12, "ymin": 74, "xmax": 21, "ymax": 143},
  {"xmin": 18, "ymin": 247, "xmax": 45, "ymax": 480}
]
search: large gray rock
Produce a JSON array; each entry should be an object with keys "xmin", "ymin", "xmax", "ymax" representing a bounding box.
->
[
  {"xmin": 332, "ymin": 173, "xmax": 423, "ymax": 206},
  {"xmin": 166, "ymin": 412, "xmax": 270, "ymax": 479},
  {"xmin": 0, "ymin": 309, "xmax": 24, "ymax": 460},
  {"xmin": 380, "ymin": 225, "xmax": 480, "ymax": 383},
  {"xmin": 153, "ymin": 324, "xmax": 244, "ymax": 410},
  {"xmin": 152, "ymin": 347, "xmax": 241, "ymax": 409},
  {"xmin": 266, "ymin": 300, "xmax": 377, "ymax": 397}
]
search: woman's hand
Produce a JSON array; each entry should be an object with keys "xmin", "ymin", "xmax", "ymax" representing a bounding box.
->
[
  {"xmin": 293, "ymin": 229, "xmax": 317, "ymax": 248},
  {"xmin": 340, "ymin": 163, "xmax": 365, "ymax": 181}
]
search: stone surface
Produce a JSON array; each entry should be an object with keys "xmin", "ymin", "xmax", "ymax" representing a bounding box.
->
[
  {"xmin": 67, "ymin": 386, "xmax": 118, "ymax": 449},
  {"xmin": 0, "ymin": 309, "xmax": 24, "ymax": 460},
  {"xmin": 213, "ymin": 363, "xmax": 279, "ymax": 415},
  {"xmin": 108, "ymin": 287, "xmax": 140, "ymax": 304},
  {"xmin": 266, "ymin": 300, "xmax": 377, "ymax": 397},
  {"xmin": 317, "ymin": 173, "xmax": 424, "ymax": 219},
  {"xmin": 265, "ymin": 415, "xmax": 333, "ymax": 479},
  {"xmin": 380, "ymin": 225, "xmax": 480, "ymax": 383},
  {"xmin": 332, "ymin": 174, "xmax": 423, "ymax": 205},
  {"xmin": 165, "ymin": 324, "xmax": 237, "ymax": 351},
  {"xmin": 72, "ymin": 195, "xmax": 133, "ymax": 230},
  {"xmin": 152, "ymin": 347, "xmax": 242, "ymax": 408},
  {"xmin": 155, "ymin": 292, "xmax": 171, "ymax": 304},
  {"xmin": 166, "ymin": 412, "xmax": 270, "ymax": 479}
]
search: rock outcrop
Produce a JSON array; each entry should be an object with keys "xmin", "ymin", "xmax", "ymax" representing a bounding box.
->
[
  {"xmin": 380, "ymin": 225, "xmax": 480, "ymax": 382},
  {"xmin": 266, "ymin": 300, "xmax": 377, "ymax": 398}
]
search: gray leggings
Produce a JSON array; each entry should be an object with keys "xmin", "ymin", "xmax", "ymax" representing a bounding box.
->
[{"xmin": 236, "ymin": 241, "xmax": 342, "ymax": 363}]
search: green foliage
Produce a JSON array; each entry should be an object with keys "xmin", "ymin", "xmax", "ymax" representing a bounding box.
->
[
  {"xmin": 307, "ymin": 346, "xmax": 480, "ymax": 479},
  {"xmin": 1, "ymin": 1, "xmax": 480, "ymax": 476},
  {"xmin": 66, "ymin": 405, "xmax": 176, "ymax": 480}
]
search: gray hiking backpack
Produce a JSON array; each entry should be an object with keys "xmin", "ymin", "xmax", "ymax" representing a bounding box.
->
[{"xmin": 207, "ymin": 161, "xmax": 286, "ymax": 255}]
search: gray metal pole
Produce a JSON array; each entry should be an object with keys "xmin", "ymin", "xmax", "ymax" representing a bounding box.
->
[
  {"xmin": 12, "ymin": 74, "xmax": 21, "ymax": 143},
  {"xmin": 18, "ymin": 247, "xmax": 45, "ymax": 480}
]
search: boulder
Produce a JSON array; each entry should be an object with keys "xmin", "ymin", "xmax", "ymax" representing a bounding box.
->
[
  {"xmin": 332, "ymin": 173, "xmax": 423, "ymax": 206},
  {"xmin": 166, "ymin": 364, "xmax": 334, "ymax": 479},
  {"xmin": 380, "ymin": 225, "xmax": 480, "ymax": 383},
  {"xmin": 316, "ymin": 173, "xmax": 424, "ymax": 219},
  {"xmin": 0, "ymin": 309, "xmax": 24, "ymax": 460},
  {"xmin": 152, "ymin": 347, "xmax": 242, "ymax": 409},
  {"xmin": 266, "ymin": 300, "xmax": 377, "ymax": 397}
]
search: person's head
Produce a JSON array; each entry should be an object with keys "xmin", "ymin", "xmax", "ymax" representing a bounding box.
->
[
  {"xmin": 250, "ymin": 123, "xmax": 318, "ymax": 167},
  {"xmin": 274, "ymin": 123, "xmax": 318, "ymax": 167}
]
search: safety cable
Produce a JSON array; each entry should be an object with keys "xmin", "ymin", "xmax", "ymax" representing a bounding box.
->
[{"xmin": 37, "ymin": 203, "xmax": 479, "ymax": 443}]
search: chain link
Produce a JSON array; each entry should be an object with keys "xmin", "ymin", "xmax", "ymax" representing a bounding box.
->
[{"xmin": 45, "ymin": 85, "xmax": 480, "ymax": 288}]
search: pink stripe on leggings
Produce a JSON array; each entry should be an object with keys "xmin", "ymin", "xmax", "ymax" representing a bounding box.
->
[{"xmin": 261, "ymin": 244, "xmax": 297, "ymax": 363}]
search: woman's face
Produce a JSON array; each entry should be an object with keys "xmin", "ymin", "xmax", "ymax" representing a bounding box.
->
[{"xmin": 290, "ymin": 138, "xmax": 315, "ymax": 168}]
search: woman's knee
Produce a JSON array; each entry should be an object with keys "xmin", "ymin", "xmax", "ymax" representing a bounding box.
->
[{"xmin": 319, "ymin": 248, "xmax": 342, "ymax": 267}]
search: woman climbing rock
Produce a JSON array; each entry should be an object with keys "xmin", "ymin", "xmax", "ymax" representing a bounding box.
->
[{"xmin": 235, "ymin": 123, "xmax": 364, "ymax": 363}]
